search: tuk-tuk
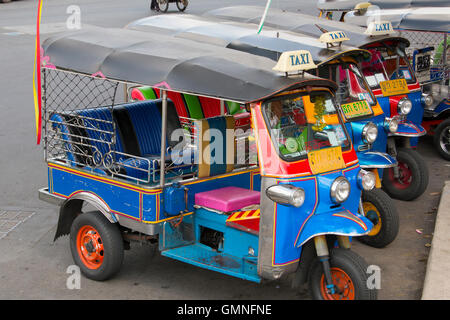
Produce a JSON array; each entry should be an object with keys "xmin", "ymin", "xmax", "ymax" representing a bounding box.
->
[
  {"xmin": 344, "ymin": 6, "xmax": 450, "ymax": 160},
  {"xmin": 126, "ymin": 14, "xmax": 399, "ymax": 248},
  {"xmin": 37, "ymin": 26, "xmax": 378, "ymax": 299},
  {"xmin": 204, "ymin": 6, "xmax": 429, "ymax": 201}
]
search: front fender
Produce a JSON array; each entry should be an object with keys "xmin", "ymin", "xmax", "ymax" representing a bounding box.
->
[
  {"xmin": 390, "ymin": 120, "xmax": 426, "ymax": 138},
  {"xmin": 356, "ymin": 151, "xmax": 397, "ymax": 169},
  {"xmin": 295, "ymin": 210, "xmax": 373, "ymax": 248}
]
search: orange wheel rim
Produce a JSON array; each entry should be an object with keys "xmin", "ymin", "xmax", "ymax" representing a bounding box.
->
[
  {"xmin": 76, "ymin": 225, "xmax": 104, "ymax": 270},
  {"xmin": 320, "ymin": 268, "xmax": 356, "ymax": 300}
]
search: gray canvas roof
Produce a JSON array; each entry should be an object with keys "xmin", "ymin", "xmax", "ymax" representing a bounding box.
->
[
  {"xmin": 344, "ymin": 7, "xmax": 450, "ymax": 32},
  {"xmin": 41, "ymin": 26, "xmax": 337, "ymax": 104},
  {"xmin": 317, "ymin": 0, "xmax": 450, "ymax": 10},
  {"xmin": 127, "ymin": 14, "xmax": 371, "ymax": 65},
  {"xmin": 203, "ymin": 6, "xmax": 409, "ymax": 48}
]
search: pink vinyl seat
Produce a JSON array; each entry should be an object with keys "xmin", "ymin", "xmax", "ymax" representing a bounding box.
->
[{"xmin": 195, "ymin": 186, "xmax": 260, "ymax": 213}]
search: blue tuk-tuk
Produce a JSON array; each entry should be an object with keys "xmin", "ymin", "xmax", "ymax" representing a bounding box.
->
[
  {"xmin": 126, "ymin": 14, "xmax": 400, "ymax": 248},
  {"xmin": 203, "ymin": 6, "xmax": 429, "ymax": 201},
  {"xmin": 344, "ymin": 5, "xmax": 450, "ymax": 160},
  {"xmin": 37, "ymin": 26, "xmax": 378, "ymax": 299}
]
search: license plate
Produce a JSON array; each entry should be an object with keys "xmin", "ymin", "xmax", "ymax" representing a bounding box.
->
[
  {"xmin": 379, "ymin": 79, "xmax": 409, "ymax": 96},
  {"xmin": 341, "ymin": 100, "xmax": 373, "ymax": 120},
  {"xmin": 308, "ymin": 146, "xmax": 346, "ymax": 174}
]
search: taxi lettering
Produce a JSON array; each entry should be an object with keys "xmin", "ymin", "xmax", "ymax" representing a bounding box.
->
[
  {"xmin": 329, "ymin": 32, "xmax": 347, "ymax": 40},
  {"xmin": 375, "ymin": 23, "xmax": 390, "ymax": 32},
  {"xmin": 289, "ymin": 53, "xmax": 310, "ymax": 66}
]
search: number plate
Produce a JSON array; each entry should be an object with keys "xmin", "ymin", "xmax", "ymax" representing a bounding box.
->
[
  {"xmin": 341, "ymin": 100, "xmax": 373, "ymax": 120},
  {"xmin": 379, "ymin": 79, "xmax": 410, "ymax": 96},
  {"xmin": 308, "ymin": 146, "xmax": 346, "ymax": 174}
]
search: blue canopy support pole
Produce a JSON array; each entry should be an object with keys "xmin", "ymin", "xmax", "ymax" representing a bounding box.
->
[
  {"xmin": 160, "ymin": 89, "xmax": 167, "ymax": 188},
  {"xmin": 257, "ymin": 0, "xmax": 272, "ymax": 34}
]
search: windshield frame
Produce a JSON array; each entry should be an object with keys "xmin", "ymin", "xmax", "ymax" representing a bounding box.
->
[
  {"xmin": 261, "ymin": 89, "xmax": 352, "ymax": 163},
  {"xmin": 361, "ymin": 46, "xmax": 417, "ymax": 90}
]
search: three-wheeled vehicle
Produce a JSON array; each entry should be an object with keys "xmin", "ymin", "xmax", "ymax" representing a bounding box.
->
[
  {"xmin": 344, "ymin": 5, "xmax": 450, "ymax": 160},
  {"xmin": 204, "ymin": 6, "xmax": 429, "ymax": 201},
  {"xmin": 37, "ymin": 26, "xmax": 378, "ymax": 299},
  {"xmin": 126, "ymin": 14, "xmax": 399, "ymax": 248}
]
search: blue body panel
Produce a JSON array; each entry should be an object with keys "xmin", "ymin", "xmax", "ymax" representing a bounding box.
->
[
  {"xmin": 270, "ymin": 164, "xmax": 372, "ymax": 266},
  {"xmin": 356, "ymin": 151, "xmax": 396, "ymax": 168}
]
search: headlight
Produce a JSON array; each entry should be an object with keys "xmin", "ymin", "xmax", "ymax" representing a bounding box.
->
[
  {"xmin": 266, "ymin": 184, "xmax": 305, "ymax": 208},
  {"xmin": 384, "ymin": 117, "xmax": 399, "ymax": 133},
  {"xmin": 362, "ymin": 122, "xmax": 378, "ymax": 144},
  {"xmin": 357, "ymin": 169, "xmax": 376, "ymax": 191},
  {"xmin": 397, "ymin": 98, "xmax": 412, "ymax": 115},
  {"xmin": 421, "ymin": 93, "xmax": 434, "ymax": 108},
  {"xmin": 330, "ymin": 177, "xmax": 351, "ymax": 203}
]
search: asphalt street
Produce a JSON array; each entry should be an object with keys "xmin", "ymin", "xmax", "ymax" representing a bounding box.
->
[{"xmin": 0, "ymin": 0, "xmax": 448, "ymax": 300}]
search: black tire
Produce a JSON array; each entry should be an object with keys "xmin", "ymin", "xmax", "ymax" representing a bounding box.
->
[
  {"xmin": 157, "ymin": 0, "xmax": 169, "ymax": 12},
  {"xmin": 176, "ymin": 0, "xmax": 188, "ymax": 11},
  {"xmin": 433, "ymin": 118, "xmax": 450, "ymax": 161},
  {"xmin": 358, "ymin": 188, "xmax": 399, "ymax": 248},
  {"xmin": 382, "ymin": 148, "xmax": 429, "ymax": 201},
  {"xmin": 0, "ymin": 0, "xmax": 12, "ymax": 3},
  {"xmin": 308, "ymin": 248, "xmax": 377, "ymax": 300},
  {"xmin": 70, "ymin": 211, "xmax": 124, "ymax": 281}
]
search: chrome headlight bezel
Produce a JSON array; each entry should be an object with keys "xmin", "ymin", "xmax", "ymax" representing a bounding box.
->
[
  {"xmin": 421, "ymin": 93, "xmax": 434, "ymax": 108},
  {"xmin": 357, "ymin": 169, "xmax": 376, "ymax": 191},
  {"xmin": 330, "ymin": 177, "xmax": 351, "ymax": 204},
  {"xmin": 384, "ymin": 117, "xmax": 399, "ymax": 133},
  {"xmin": 266, "ymin": 184, "xmax": 305, "ymax": 208},
  {"xmin": 397, "ymin": 98, "xmax": 412, "ymax": 115},
  {"xmin": 362, "ymin": 122, "xmax": 378, "ymax": 144}
]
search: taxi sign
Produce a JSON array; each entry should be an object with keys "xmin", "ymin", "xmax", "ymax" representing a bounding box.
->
[
  {"xmin": 354, "ymin": 2, "xmax": 371, "ymax": 10},
  {"xmin": 273, "ymin": 50, "xmax": 317, "ymax": 73},
  {"xmin": 308, "ymin": 146, "xmax": 346, "ymax": 174},
  {"xmin": 379, "ymin": 79, "xmax": 410, "ymax": 96},
  {"xmin": 319, "ymin": 31, "xmax": 349, "ymax": 46},
  {"xmin": 341, "ymin": 100, "xmax": 373, "ymax": 120},
  {"xmin": 365, "ymin": 21, "xmax": 394, "ymax": 36}
]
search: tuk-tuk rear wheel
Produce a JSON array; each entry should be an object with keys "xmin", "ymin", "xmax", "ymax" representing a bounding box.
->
[
  {"xmin": 176, "ymin": 0, "xmax": 188, "ymax": 11},
  {"xmin": 70, "ymin": 211, "xmax": 124, "ymax": 281},
  {"xmin": 434, "ymin": 118, "xmax": 450, "ymax": 161},
  {"xmin": 358, "ymin": 188, "xmax": 399, "ymax": 248},
  {"xmin": 308, "ymin": 248, "xmax": 377, "ymax": 300},
  {"xmin": 382, "ymin": 148, "xmax": 428, "ymax": 201},
  {"xmin": 157, "ymin": 0, "xmax": 169, "ymax": 12}
]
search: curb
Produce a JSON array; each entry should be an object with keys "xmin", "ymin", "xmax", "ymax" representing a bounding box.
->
[{"xmin": 422, "ymin": 180, "xmax": 450, "ymax": 300}]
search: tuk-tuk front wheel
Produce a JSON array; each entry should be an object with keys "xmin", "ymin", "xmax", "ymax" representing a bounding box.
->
[
  {"xmin": 434, "ymin": 118, "xmax": 450, "ymax": 161},
  {"xmin": 70, "ymin": 211, "xmax": 124, "ymax": 281},
  {"xmin": 358, "ymin": 188, "xmax": 399, "ymax": 248},
  {"xmin": 308, "ymin": 248, "xmax": 377, "ymax": 300},
  {"xmin": 382, "ymin": 148, "xmax": 428, "ymax": 201}
]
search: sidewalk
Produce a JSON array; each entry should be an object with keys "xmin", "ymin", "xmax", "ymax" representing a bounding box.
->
[{"xmin": 422, "ymin": 180, "xmax": 450, "ymax": 300}]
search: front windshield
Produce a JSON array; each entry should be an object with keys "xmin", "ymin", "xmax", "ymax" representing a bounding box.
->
[
  {"xmin": 361, "ymin": 48, "xmax": 416, "ymax": 88},
  {"xmin": 263, "ymin": 90, "xmax": 350, "ymax": 162}
]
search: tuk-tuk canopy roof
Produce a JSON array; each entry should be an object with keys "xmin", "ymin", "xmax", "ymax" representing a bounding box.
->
[
  {"xmin": 41, "ymin": 26, "xmax": 337, "ymax": 104},
  {"xmin": 344, "ymin": 7, "xmax": 450, "ymax": 33},
  {"xmin": 317, "ymin": 0, "xmax": 450, "ymax": 11},
  {"xmin": 127, "ymin": 14, "xmax": 371, "ymax": 65},
  {"xmin": 203, "ymin": 6, "xmax": 409, "ymax": 48}
]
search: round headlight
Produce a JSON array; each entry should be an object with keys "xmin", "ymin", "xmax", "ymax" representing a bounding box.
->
[
  {"xmin": 266, "ymin": 184, "xmax": 305, "ymax": 208},
  {"xmin": 421, "ymin": 93, "xmax": 434, "ymax": 108},
  {"xmin": 330, "ymin": 177, "xmax": 351, "ymax": 203},
  {"xmin": 357, "ymin": 169, "xmax": 376, "ymax": 191},
  {"xmin": 398, "ymin": 98, "xmax": 412, "ymax": 115},
  {"xmin": 384, "ymin": 117, "xmax": 399, "ymax": 133},
  {"xmin": 362, "ymin": 122, "xmax": 378, "ymax": 144}
]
